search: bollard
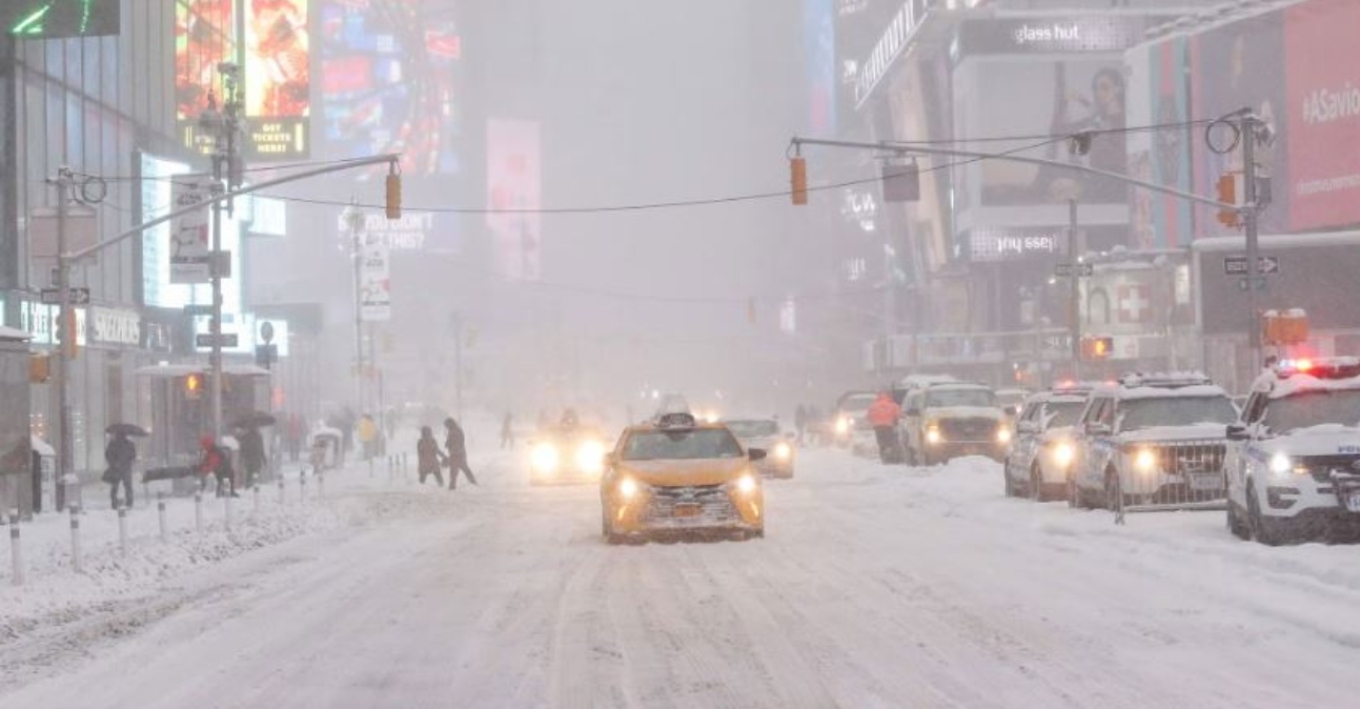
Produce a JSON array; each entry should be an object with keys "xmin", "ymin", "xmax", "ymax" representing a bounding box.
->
[
  {"xmin": 9, "ymin": 509, "xmax": 22, "ymax": 586},
  {"xmin": 317, "ymin": 472, "xmax": 325, "ymax": 498},
  {"xmin": 69, "ymin": 505, "xmax": 82, "ymax": 573},
  {"xmin": 224, "ymin": 486, "xmax": 233, "ymax": 532},
  {"xmin": 300, "ymin": 470, "xmax": 307, "ymax": 503},
  {"xmin": 157, "ymin": 492, "xmax": 168, "ymax": 542},
  {"xmin": 253, "ymin": 484, "xmax": 261, "ymax": 514},
  {"xmin": 368, "ymin": 457, "xmax": 374, "ymax": 478},
  {"xmin": 117, "ymin": 505, "xmax": 129, "ymax": 556},
  {"xmin": 194, "ymin": 492, "xmax": 204, "ymax": 533},
  {"xmin": 278, "ymin": 475, "xmax": 286, "ymax": 505}
]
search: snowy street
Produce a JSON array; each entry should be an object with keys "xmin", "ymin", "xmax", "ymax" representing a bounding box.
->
[{"xmin": 5, "ymin": 448, "xmax": 1360, "ymax": 708}]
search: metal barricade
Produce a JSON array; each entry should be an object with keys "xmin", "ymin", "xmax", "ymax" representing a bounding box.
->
[{"xmin": 1112, "ymin": 439, "xmax": 1227, "ymax": 524}]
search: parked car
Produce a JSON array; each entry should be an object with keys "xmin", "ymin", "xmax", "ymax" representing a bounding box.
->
[{"xmin": 1003, "ymin": 383, "xmax": 1092, "ymax": 501}]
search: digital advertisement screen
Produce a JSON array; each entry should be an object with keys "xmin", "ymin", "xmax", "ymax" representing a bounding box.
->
[
  {"xmin": 320, "ymin": 0, "xmax": 464, "ymax": 178},
  {"xmin": 243, "ymin": 0, "xmax": 311, "ymax": 158}
]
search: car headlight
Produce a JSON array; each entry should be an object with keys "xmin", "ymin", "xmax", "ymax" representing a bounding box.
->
[
  {"xmin": 925, "ymin": 425, "xmax": 942, "ymax": 445},
  {"xmin": 734, "ymin": 473, "xmax": 759, "ymax": 495},
  {"xmin": 773, "ymin": 442, "xmax": 792, "ymax": 461},
  {"xmin": 1268, "ymin": 452, "xmax": 1308, "ymax": 479},
  {"xmin": 531, "ymin": 444, "xmax": 559, "ymax": 473},
  {"xmin": 996, "ymin": 427, "xmax": 1012, "ymax": 444},
  {"xmin": 619, "ymin": 477, "xmax": 640, "ymax": 499},
  {"xmin": 1052, "ymin": 441, "xmax": 1074, "ymax": 468},
  {"xmin": 1133, "ymin": 448, "xmax": 1158, "ymax": 474},
  {"xmin": 835, "ymin": 417, "xmax": 850, "ymax": 435},
  {"xmin": 576, "ymin": 441, "xmax": 606, "ymax": 473}
]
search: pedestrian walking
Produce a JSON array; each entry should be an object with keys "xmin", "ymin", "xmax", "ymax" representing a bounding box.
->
[
  {"xmin": 197, "ymin": 435, "xmax": 238, "ymax": 498},
  {"xmin": 104, "ymin": 431, "xmax": 137, "ymax": 509},
  {"xmin": 417, "ymin": 426, "xmax": 446, "ymax": 486},
  {"xmin": 238, "ymin": 425, "xmax": 266, "ymax": 490},
  {"xmin": 286, "ymin": 413, "xmax": 305, "ymax": 463},
  {"xmin": 867, "ymin": 392, "xmax": 904, "ymax": 464},
  {"xmin": 500, "ymin": 412, "xmax": 515, "ymax": 450},
  {"xmin": 443, "ymin": 418, "xmax": 478, "ymax": 490}
]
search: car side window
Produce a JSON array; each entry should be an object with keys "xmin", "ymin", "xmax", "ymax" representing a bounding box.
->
[
  {"xmin": 1020, "ymin": 403, "xmax": 1041, "ymax": 424},
  {"xmin": 1243, "ymin": 392, "xmax": 1268, "ymax": 425},
  {"xmin": 1098, "ymin": 398, "xmax": 1116, "ymax": 429}
]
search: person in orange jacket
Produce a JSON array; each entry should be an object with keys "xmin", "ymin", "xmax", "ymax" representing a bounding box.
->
[{"xmin": 866, "ymin": 392, "xmax": 904, "ymax": 464}]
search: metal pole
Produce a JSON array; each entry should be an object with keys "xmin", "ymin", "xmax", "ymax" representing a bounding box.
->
[
  {"xmin": 8, "ymin": 509, "xmax": 21, "ymax": 586},
  {"xmin": 157, "ymin": 492, "xmax": 167, "ymax": 542},
  {"xmin": 69, "ymin": 505, "xmax": 81, "ymax": 572},
  {"xmin": 210, "ymin": 173, "xmax": 225, "ymax": 445},
  {"xmin": 1242, "ymin": 115, "xmax": 1263, "ymax": 375},
  {"xmin": 117, "ymin": 505, "xmax": 128, "ymax": 556},
  {"xmin": 194, "ymin": 491, "xmax": 203, "ymax": 532},
  {"xmin": 54, "ymin": 169, "xmax": 72, "ymax": 512},
  {"xmin": 354, "ymin": 225, "xmax": 365, "ymax": 415},
  {"xmin": 1068, "ymin": 199, "xmax": 1082, "ymax": 380}
]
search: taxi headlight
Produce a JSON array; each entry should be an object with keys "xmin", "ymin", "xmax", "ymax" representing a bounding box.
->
[
  {"xmin": 926, "ymin": 425, "xmax": 942, "ymax": 445},
  {"xmin": 734, "ymin": 474, "xmax": 759, "ymax": 495},
  {"xmin": 996, "ymin": 427, "xmax": 1012, "ymax": 445},
  {"xmin": 1052, "ymin": 442, "xmax": 1075, "ymax": 468},
  {"xmin": 835, "ymin": 417, "xmax": 850, "ymax": 435},
  {"xmin": 531, "ymin": 444, "xmax": 559, "ymax": 473},
  {"xmin": 575, "ymin": 441, "xmax": 606, "ymax": 473},
  {"xmin": 773, "ymin": 442, "xmax": 792, "ymax": 461},
  {"xmin": 619, "ymin": 477, "xmax": 641, "ymax": 499},
  {"xmin": 1133, "ymin": 448, "xmax": 1158, "ymax": 474}
]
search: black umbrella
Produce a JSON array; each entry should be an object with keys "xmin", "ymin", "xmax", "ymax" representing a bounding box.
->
[
  {"xmin": 232, "ymin": 412, "xmax": 277, "ymax": 429},
  {"xmin": 106, "ymin": 423, "xmax": 149, "ymax": 437}
]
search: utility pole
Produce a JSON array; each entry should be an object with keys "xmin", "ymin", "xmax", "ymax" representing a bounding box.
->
[
  {"xmin": 51, "ymin": 168, "xmax": 72, "ymax": 511},
  {"xmin": 343, "ymin": 201, "xmax": 366, "ymax": 413},
  {"xmin": 1068, "ymin": 199, "xmax": 1082, "ymax": 381},
  {"xmin": 1241, "ymin": 113, "xmax": 1263, "ymax": 373},
  {"xmin": 199, "ymin": 63, "xmax": 244, "ymax": 443}
]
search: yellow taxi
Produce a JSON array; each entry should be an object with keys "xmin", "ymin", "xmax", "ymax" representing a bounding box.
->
[{"xmin": 600, "ymin": 411, "xmax": 766, "ymax": 543}]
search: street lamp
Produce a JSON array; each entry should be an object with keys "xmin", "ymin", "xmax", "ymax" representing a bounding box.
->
[{"xmin": 341, "ymin": 201, "xmax": 366, "ymax": 413}]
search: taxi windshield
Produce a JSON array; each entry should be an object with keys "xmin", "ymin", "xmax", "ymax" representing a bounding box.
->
[
  {"xmin": 622, "ymin": 429, "xmax": 745, "ymax": 461},
  {"xmin": 725, "ymin": 420, "xmax": 778, "ymax": 438},
  {"xmin": 1266, "ymin": 389, "xmax": 1360, "ymax": 433},
  {"xmin": 927, "ymin": 389, "xmax": 995, "ymax": 408},
  {"xmin": 1045, "ymin": 401, "xmax": 1086, "ymax": 428},
  {"xmin": 1119, "ymin": 396, "xmax": 1238, "ymax": 431}
]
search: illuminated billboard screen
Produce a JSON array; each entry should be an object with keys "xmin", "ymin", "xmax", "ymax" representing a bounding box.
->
[
  {"xmin": 176, "ymin": 0, "xmax": 311, "ymax": 160},
  {"xmin": 320, "ymin": 0, "xmax": 464, "ymax": 178}
]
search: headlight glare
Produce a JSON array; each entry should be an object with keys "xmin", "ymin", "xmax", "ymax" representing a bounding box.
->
[
  {"xmin": 835, "ymin": 417, "xmax": 850, "ymax": 435},
  {"xmin": 531, "ymin": 444, "xmax": 559, "ymax": 473},
  {"xmin": 619, "ymin": 477, "xmax": 640, "ymax": 498},
  {"xmin": 925, "ymin": 426, "xmax": 942, "ymax": 445},
  {"xmin": 576, "ymin": 441, "xmax": 606, "ymax": 473},
  {"xmin": 735, "ymin": 474, "xmax": 758, "ymax": 494},
  {"xmin": 1134, "ymin": 448, "xmax": 1157, "ymax": 473},
  {"xmin": 1269, "ymin": 452, "xmax": 1292, "ymax": 477},
  {"xmin": 996, "ymin": 427, "xmax": 1012, "ymax": 444},
  {"xmin": 774, "ymin": 442, "xmax": 792, "ymax": 461},
  {"xmin": 1053, "ymin": 442, "xmax": 1074, "ymax": 468}
]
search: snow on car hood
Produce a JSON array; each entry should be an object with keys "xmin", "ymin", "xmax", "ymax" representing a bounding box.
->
[
  {"xmin": 926, "ymin": 406, "xmax": 1004, "ymax": 421},
  {"xmin": 617, "ymin": 458, "xmax": 751, "ymax": 487},
  {"xmin": 1118, "ymin": 424, "xmax": 1229, "ymax": 443},
  {"xmin": 1251, "ymin": 426, "xmax": 1360, "ymax": 457}
]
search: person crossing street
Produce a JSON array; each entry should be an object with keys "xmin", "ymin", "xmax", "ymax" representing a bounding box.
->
[
  {"xmin": 443, "ymin": 418, "xmax": 478, "ymax": 490},
  {"xmin": 867, "ymin": 391, "xmax": 904, "ymax": 465}
]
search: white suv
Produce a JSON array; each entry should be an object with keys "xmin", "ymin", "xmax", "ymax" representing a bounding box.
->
[
  {"xmin": 1070, "ymin": 373, "xmax": 1238, "ymax": 511},
  {"xmin": 1225, "ymin": 358, "xmax": 1360, "ymax": 545}
]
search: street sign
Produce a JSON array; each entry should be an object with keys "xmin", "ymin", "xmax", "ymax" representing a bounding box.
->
[
  {"xmin": 183, "ymin": 304, "xmax": 214, "ymax": 317},
  {"xmin": 39, "ymin": 287, "xmax": 89, "ymax": 305},
  {"xmin": 195, "ymin": 333, "xmax": 239, "ymax": 348},
  {"xmin": 1237, "ymin": 277, "xmax": 1268, "ymax": 292},
  {"xmin": 1054, "ymin": 262, "xmax": 1093, "ymax": 278},
  {"xmin": 1224, "ymin": 256, "xmax": 1279, "ymax": 276}
]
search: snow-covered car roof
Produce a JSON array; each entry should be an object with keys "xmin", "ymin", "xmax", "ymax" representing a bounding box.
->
[
  {"xmin": 895, "ymin": 374, "xmax": 959, "ymax": 389},
  {"xmin": 1268, "ymin": 373, "xmax": 1360, "ymax": 399},
  {"xmin": 1093, "ymin": 383, "xmax": 1229, "ymax": 401},
  {"xmin": 926, "ymin": 382, "xmax": 991, "ymax": 392}
]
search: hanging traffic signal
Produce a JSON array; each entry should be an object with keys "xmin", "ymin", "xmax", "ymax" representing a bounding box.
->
[
  {"xmin": 385, "ymin": 171, "xmax": 402, "ymax": 219},
  {"xmin": 1216, "ymin": 173, "xmax": 1242, "ymax": 228},
  {"xmin": 1081, "ymin": 336, "xmax": 1114, "ymax": 360},
  {"xmin": 790, "ymin": 156, "xmax": 808, "ymax": 206},
  {"xmin": 184, "ymin": 373, "xmax": 203, "ymax": 400}
]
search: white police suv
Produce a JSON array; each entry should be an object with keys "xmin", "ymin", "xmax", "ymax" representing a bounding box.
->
[
  {"xmin": 1070, "ymin": 373, "xmax": 1238, "ymax": 511},
  {"xmin": 1225, "ymin": 357, "xmax": 1360, "ymax": 545},
  {"xmin": 1003, "ymin": 382, "xmax": 1092, "ymax": 501}
]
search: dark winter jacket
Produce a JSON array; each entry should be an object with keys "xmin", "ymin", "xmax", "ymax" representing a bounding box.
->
[
  {"xmin": 417, "ymin": 436, "xmax": 444, "ymax": 472},
  {"xmin": 106, "ymin": 437, "xmax": 136, "ymax": 474},
  {"xmin": 444, "ymin": 426, "xmax": 467, "ymax": 461},
  {"xmin": 239, "ymin": 429, "xmax": 266, "ymax": 470}
]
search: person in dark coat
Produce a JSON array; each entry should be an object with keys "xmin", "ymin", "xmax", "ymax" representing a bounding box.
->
[
  {"xmin": 238, "ymin": 426, "xmax": 266, "ymax": 490},
  {"xmin": 417, "ymin": 426, "xmax": 446, "ymax": 486},
  {"xmin": 443, "ymin": 417, "xmax": 478, "ymax": 490},
  {"xmin": 197, "ymin": 435, "xmax": 238, "ymax": 498},
  {"xmin": 105, "ymin": 431, "xmax": 137, "ymax": 509}
]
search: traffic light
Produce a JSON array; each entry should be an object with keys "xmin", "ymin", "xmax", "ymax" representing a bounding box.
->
[
  {"xmin": 385, "ymin": 172, "xmax": 402, "ymax": 219},
  {"xmin": 790, "ymin": 156, "xmax": 808, "ymax": 206},
  {"xmin": 1082, "ymin": 336, "xmax": 1114, "ymax": 360},
  {"xmin": 184, "ymin": 373, "xmax": 203, "ymax": 400},
  {"xmin": 1216, "ymin": 173, "xmax": 1242, "ymax": 228}
]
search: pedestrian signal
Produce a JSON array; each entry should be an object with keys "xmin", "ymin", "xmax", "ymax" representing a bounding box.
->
[
  {"xmin": 790, "ymin": 156, "xmax": 808, "ymax": 206},
  {"xmin": 1082, "ymin": 336, "xmax": 1114, "ymax": 360},
  {"xmin": 184, "ymin": 373, "xmax": 203, "ymax": 400},
  {"xmin": 1216, "ymin": 173, "xmax": 1242, "ymax": 228}
]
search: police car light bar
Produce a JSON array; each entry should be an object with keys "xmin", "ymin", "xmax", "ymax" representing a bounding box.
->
[
  {"xmin": 1276, "ymin": 357, "xmax": 1360, "ymax": 379},
  {"xmin": 1117, "ymin": 371, "xmax": 1212, "ymax": 388}
]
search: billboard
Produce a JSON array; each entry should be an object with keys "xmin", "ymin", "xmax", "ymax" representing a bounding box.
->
[
  {"xmin": 1191, "ymin": 10, "xmax": 1290, "ymax": 237},
  {"xmin": 486, "ymin": 119, "xmax": 542, "ymax": 282},
  {"xmin": 1285, "ymin": 0, "xmax": 1360, "ymax": 231},
  {"xmin": 171, "ymin": 178, "xmax": 215, "ymax": 283},
  {"xmin": 320, "ymin": 0, "xmax": 464, "ymax": 178},
  {"xmin": 1126, "ymin": 37, "xmax": 1194, "ymax": 248},
  {"xmin": 175, "ymin": 0, "xmax": 236, "ymax": 126},
  {"xmin": 243, "ymin": 0, "xmax": 311, "ymax": 158}
]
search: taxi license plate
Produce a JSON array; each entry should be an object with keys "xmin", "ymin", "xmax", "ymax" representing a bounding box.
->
[
  {"xmin": 1345, "ymin": 491, "xmax": 1360, "ymax": 513},
  {"xmin": 673, "ymin": 504, "xmax": 702, "ymax": 518},
  {"xmin": 1189, "ymin": 473, "xmax": 1223, "ymax": 491}
]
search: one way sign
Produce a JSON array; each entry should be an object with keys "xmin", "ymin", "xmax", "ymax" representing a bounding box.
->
[{"xmin": 1224, "ymin": 256, "xmax": 1279, "ymax": 276}]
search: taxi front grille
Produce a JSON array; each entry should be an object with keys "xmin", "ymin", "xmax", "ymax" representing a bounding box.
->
[
  {"xmin": 645, "ymin": 484, "xmax": 738, "ymax": 523},
  {"xmin": 1296, "ymin": 456, "xmax": 1360, "ymax": 484}
]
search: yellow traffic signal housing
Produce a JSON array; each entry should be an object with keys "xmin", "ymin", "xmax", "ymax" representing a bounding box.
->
[
  {"xmin": 385, "ymin": 172, "xmax": 402, "ymax": 219},
  {"xmin": 1082, "ymin": 336, "xmax": 1114, "ymax": 360},
  {"xmin": 29, "ymin": 353, "xmax": 51, "ymax": 383},
  {"xmin": 790, "ymin": 156, "xmax": 808, "ymax": 206},
  {"xmin": 184, "ymin": 373, "xmax": 203, "ymax": 400},
  {"xmin": 1216, "ymin": 173, "xmax": 1242, "ymax": 228}
]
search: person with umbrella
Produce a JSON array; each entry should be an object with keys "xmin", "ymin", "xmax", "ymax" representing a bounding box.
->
[
  {"xmin": 197, "ymin": 435, "xmax": 238, "ymax": 497},
  {"xmin": 233, "ymin": 412, "xmax": 274, "ymax": 490},
  {"xmin": 103, "ymin": 424, "xmax": 142, "ymax": 509},
  {"xmin": 443, "ymin": 417, "xmax": 478, "ymax": 490}
]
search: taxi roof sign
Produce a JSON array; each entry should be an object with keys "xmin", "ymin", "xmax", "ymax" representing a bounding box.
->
[{"xmin": 655, "ymin": 412, "xmax": 698, "ymax": 430}]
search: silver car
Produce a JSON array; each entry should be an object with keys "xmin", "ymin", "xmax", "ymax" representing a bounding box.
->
[{"xmin": 725, "ymin": 418, "xmax": 795, "ymax": 478}]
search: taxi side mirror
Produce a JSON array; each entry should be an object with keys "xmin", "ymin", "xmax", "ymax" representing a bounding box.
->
[
  {"xmin": 1226, "ymin": 423, "xmax": 1249, "ymax": 441},
  {"xmin": 748, "ymin": 448, "xmax": 767, "ymax": 462}
]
